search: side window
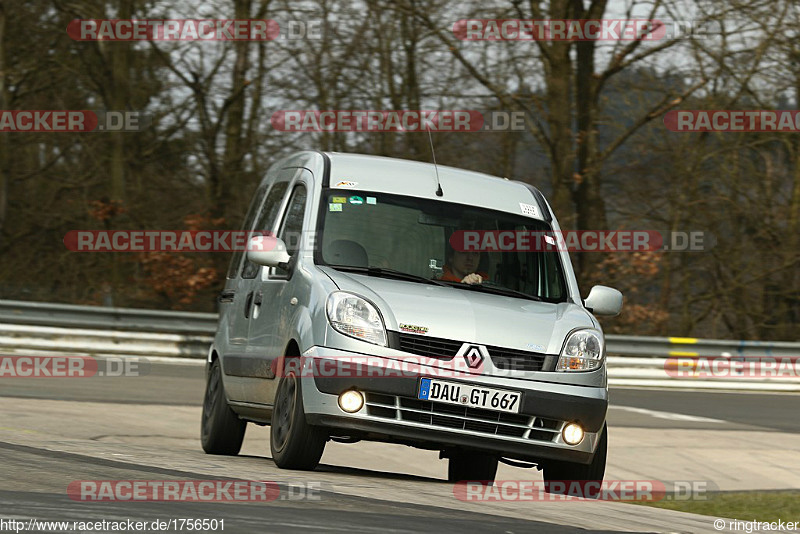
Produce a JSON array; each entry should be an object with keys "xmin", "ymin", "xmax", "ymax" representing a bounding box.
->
[
  {"xmin": 241, "ymin": 182, "xmax": 289, "ymax": 279},
  {"xmin": 275, "ymin": 185, "xmax": 308, "ymax": 277},
  {"xmin": 538, "ymin": 249, "xmax": 563, "ymax": 300},
  {"xmin": 226, "ymin": 181, "xmax": 269, "ymax": 279}
]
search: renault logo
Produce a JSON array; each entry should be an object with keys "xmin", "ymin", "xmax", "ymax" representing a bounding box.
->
[{"xmin": 456, "ymin": 343, "xmax": 488, "ymax": 369}]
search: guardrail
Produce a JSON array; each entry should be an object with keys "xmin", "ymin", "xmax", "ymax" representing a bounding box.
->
[
  {"xmin": 0, "ymin": 299, "xmax": 217, "ymax": 335},
  {"xmin": 0, "ymin": 299, "xmax": 797, "ymax": 390},
  {"xmin": 602, "ymin": 334, "xmax": 799, "ymax": 359}
]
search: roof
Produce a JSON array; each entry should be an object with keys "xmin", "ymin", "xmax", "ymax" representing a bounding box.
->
[{"xmin": 323, "ymin": 152, "xmax": 547, "ymax": 220}]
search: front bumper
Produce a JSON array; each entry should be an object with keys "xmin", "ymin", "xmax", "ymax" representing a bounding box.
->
[{"xmin": 299, "ymin": 346, "xmax": 608, "ymax": 465}]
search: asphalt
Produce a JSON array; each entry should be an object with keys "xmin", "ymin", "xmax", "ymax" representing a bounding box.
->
[
  {"xmin": 1, "ymin": 358, "xmax": 798, "ymax": 533},
  {"xmin": 1, "ymin": 359, "xmax": 798, "ymax": 432},
  {"xmin": 1, "ymin": 443, "xmax": 607, "ymax": 534}
]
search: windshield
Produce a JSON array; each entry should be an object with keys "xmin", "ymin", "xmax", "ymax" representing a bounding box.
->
[{"xmin": 315, "ymin": 189, "xmax": 568, "ymax": 302}]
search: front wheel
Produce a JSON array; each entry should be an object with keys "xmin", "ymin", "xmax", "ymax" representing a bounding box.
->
[
  {"xmin": 447, "ymin": 451, "xmax": 499, "ymax": 483},
  {"xmin": 201, "ymin": 359, "xmax": 246, "ymax": 455},
  {"xmin": 543, "ymin": 424, "xmax": 607, "ymax": 497},
  {"xmin": 270, "ymin": 370, "xmax": 327, "ymax": 470}
]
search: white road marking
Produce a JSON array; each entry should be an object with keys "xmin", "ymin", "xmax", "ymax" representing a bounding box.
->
[{"xmin": 610, "ymin": 405, "xmax": 728, "ymax": 424}]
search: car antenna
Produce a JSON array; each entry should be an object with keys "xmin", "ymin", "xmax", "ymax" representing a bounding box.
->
[{"xmin": 426, "ymin": 126, "xmax": 444, "ymax": 196}]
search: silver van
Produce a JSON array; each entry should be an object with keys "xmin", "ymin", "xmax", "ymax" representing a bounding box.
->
[{"xmin": 201, "ymin": 151, "xmax": 622, "ymax": 485}]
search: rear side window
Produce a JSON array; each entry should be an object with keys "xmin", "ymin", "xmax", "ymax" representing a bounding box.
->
[
  {"xmin": 226, "ymin": 181, "xmax": 269, "ymax": 279},
  {"xmin": 241, "ymin": 182, "xmax": 289, "ymax": 279},
  {"xmin": 274, "ymin": 185, "xmax": 308, "ymax": 277}
]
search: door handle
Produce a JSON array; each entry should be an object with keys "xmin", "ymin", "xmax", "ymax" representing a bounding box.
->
[
  {"xmin": 218, "ymin": 289, "xmax": 235, "ymax": 303},
  {"xmin": 244, "ymin": 291, "xmax": 254, "ymax": 318},
  {"xmin": 253, "ymin": 291, "xmax": 263, "ymax": 306}
]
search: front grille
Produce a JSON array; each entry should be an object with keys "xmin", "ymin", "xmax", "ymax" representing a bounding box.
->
[
  {"xmin": 364, "ymin": 392, "xmax": 562, "ymax": 443},
  {"xmin": 396, "ymin": 333, "xmax": 462, "ymax": 360},
  {"xmin": 394, "ymin": 332, "xmax": 550, "ymax": 371},
  {"xmin": 488, "ymin": 346, "xmax": 548, "ymax": 372}
]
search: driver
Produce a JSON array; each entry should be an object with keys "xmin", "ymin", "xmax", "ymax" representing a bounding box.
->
[{"xmin": 439, "ymin": 248, "xmax": 487, "ymax": 285}]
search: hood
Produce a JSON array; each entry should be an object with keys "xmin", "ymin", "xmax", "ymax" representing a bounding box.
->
[{"xmin": 319, "ymin": 267, "xmax": 596, "ymax": 355}]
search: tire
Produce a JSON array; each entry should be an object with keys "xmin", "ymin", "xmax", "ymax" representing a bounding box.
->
[
  {"xmin": 201, "ymin": 359, "xmax": 246, "ymax": 455},
  {"xmin": 543, "ymin": 424, "xmax": 607, "ymax": 498},
  {"xmin": 270, "ymin": 368, "xmax": 327, "ymax": 470},
  {"xmin": 447, "ymin": 451, "xmax": 499, "ymax": 483}
]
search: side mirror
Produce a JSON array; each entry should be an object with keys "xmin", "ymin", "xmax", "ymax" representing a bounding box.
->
[
  {"xmin": 584, "ymin": 285, "xmax": 623, "ymax": 316},
  {"xmin": 246, "ymin": 235, "xmax": 291, "ymax": 269}
]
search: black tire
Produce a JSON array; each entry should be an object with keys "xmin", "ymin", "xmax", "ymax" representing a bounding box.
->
[
  {"xmin": 543, "ymin": 424, "xmax": 608, "ymax": 498},
  {"xmin": 201, "ymin": 359, "xmax": 246, "ymax": 455},
  {"xmin": 270, "ymin": 369, "xmax": 327, "ymax": 470},
  {"xmin": 447, "ymin": 451, "xmax": 499, "ymax": 483}
]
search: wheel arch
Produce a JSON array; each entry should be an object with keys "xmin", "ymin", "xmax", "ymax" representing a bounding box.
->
[{"xmin": 284, "ymin": 339, "xmax": 302, "ymax": 358}]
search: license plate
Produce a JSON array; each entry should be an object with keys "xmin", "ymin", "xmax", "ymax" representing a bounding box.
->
[{"xmin": 418, "ymin": 378, "xmax": 521, "ymax": 414}]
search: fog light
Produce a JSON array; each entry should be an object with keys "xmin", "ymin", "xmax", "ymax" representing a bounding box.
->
[
  {"xmin": 562, "ymin": 422, "xmax": 584, "ymax": 445},
  {"xmin": 338, "ymin": 390, "xmax": 364, "ymax": 413}
]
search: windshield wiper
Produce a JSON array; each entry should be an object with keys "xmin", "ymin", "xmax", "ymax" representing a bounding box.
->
[
  {"xmin": 439, "ymin": 280, "xmax": 544, "ymax": 302},
  {"xmin": 327, "ymin": 265, "xmax": 448, "ymax": 286}
]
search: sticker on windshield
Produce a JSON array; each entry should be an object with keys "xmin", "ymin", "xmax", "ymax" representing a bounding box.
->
[
  {"xmin": 519, "ymin": 202, "xmax": 540, "ymax": 218},
  {"xmin": 349, "ymin": 196, "xmax": 364, "ymax": 205},
  {"xmin": 366, "ymin": 197, "xmax": 377, "ymax": 205},
  {"xmin": 334, "ymin": 180, "xmax": 358, "ymax": 188},
  {"xmin": 331, "ymin": 196, "xmax": 347, "ymax": 203},
  {"xmin": 329, "ymin": 203, "xmax": 342, "ymax": 212},
  {"xmin": 400, "ymin": 323, "xmax": 429, "ymax": 335}
]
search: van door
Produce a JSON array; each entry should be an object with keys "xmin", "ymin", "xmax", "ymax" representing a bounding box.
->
[
  {"xmin": 244, "ymin": 171, "xmax": 311, "ymax": 405},
  {"xmin": 217, "ymin": 178, "xmax": 272, "ymax": 401},
  {"xmin": 223, "ymin": 170, "xmax": 293, "ymax": 401}
]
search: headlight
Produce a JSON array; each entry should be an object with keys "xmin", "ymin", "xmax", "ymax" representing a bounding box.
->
[
  {"xmin": 557, "ymin": 330, "xmax": 604, "ymax": 371},
  {"xmin": 326, "ymin": 292, "xmax": 387, "ymax": 346}
]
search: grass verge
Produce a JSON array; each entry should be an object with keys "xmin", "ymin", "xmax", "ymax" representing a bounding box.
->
[{"xmin": 629, "ymin": 490, "xmax": 800, "ymax": 523}]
